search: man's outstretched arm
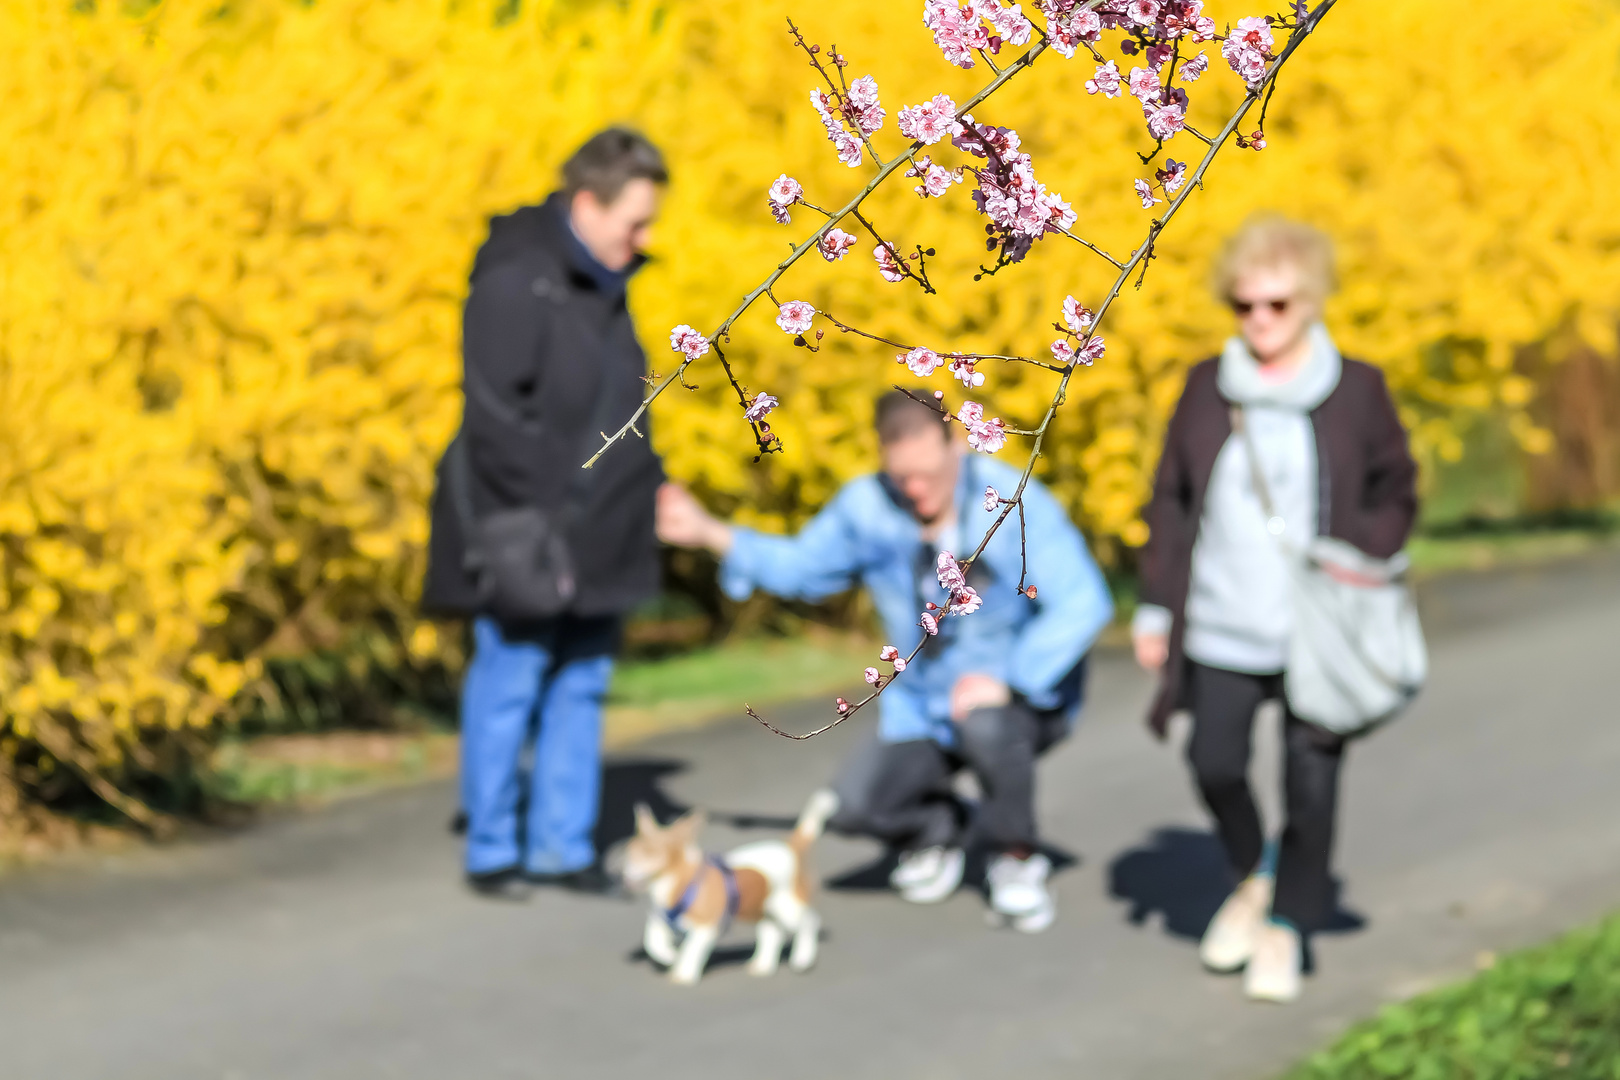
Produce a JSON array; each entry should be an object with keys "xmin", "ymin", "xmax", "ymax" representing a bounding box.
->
[{"xmin": 656, "ymin": 483, "xmax": 864, "ymax": 602}]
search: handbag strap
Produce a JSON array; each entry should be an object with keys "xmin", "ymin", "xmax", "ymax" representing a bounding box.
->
[{"xmin": 1229, "ymin": 405, "xmax": 1288, "ymax": 541}]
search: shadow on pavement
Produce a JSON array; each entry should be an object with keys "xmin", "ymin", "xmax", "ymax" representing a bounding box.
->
[
  {"xmin": 1108, "ymin": 826, "xmax": 1367, "ymax": 941},
  {"xmin": 596, "ymin": 756, "xmax": 691, "ymax": 851}
]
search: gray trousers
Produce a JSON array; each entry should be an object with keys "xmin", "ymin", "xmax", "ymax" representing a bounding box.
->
[{"xmin": 828, "ymin": 702, "xmax": 1068, "ymax": 853}]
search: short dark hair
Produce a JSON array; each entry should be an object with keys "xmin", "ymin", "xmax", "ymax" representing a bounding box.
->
[
  {"xmin": 561, "ymin": 127, "xmax": 669, "ymax": 204},
  {"xmin": 875, "ymin": 389, "xmax": 950, "ymax": 445}
]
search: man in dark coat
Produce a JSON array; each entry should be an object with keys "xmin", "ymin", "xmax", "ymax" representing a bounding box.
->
[{"xmin": 423, "ymin": 128, "xmax": 667, "ymax": 897}]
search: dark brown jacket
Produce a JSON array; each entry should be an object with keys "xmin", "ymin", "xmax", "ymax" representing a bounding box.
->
[{"xmin": 1138, "ymin": 356, "xmax": 1418, "ymax": 736}]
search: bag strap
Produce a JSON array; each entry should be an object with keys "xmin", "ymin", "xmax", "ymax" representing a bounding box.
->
[{"xmin": 1229, "ymin": 405, "xmax": 1287, "ymax": 540}]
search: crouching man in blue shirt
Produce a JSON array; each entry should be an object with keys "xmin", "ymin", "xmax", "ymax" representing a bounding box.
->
[{"xmin": 656, "ymin": 390, "xmax": 1113, "ymax": 932}]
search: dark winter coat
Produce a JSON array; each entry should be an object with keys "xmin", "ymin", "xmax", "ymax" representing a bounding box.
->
[
  {"xmin": 421, "ymin": 194, "xmax": 664, "ymax": 619},
  {"xmin": 1138, "ymin": 356, "xmax": 1418, "ymax": 736}
]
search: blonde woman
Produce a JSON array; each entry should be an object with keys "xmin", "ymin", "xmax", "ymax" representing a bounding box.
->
[{"xmin": 1133, "ymin": 215, "xmax": 1417, "ymax": 1001}]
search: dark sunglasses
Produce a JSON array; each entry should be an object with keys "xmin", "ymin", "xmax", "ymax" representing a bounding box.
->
[{"xmin": 1229, "ymin": 296, "xmax": 1292, "ymax": 316}]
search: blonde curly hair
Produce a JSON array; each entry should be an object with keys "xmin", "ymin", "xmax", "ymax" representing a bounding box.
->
[{"xmin": 1211, "ymin": 213, "xmax": 1337, "ymax": 304}]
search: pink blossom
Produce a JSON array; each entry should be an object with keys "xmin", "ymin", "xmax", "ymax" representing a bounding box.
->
[
  {"xmin": 1222, "ymin": 15, "xmax": 1275, "ymax": 82},
  {"xmin": 1146, "ymin": 102, "xmax": 1186, "ymax": 140},
  {"xmin": 898, "ymin": 94, "xmax": 965, "ymax": 145},
  {"xmin": 1045, "ymin": 5, "xmax": 1102, "ymax": 57},
  {"xmin": 810, "ymin": 88, "xmax": 838, "ymax": 127},
  {"xmin": 775, "ymin": 300, "xmax": 816, "ymax": 335},
  {"xmin": 950, "ymin": 585, "xmax": 983, "ymax": 616},
  {"xmin": 1145, "ymin": 43, "xmax": 1174, "ymax": 71},
  {"xmin": 1128, "ymin": 65, "xmax": 1160, "ymax": 104},
  {"xmin": 987, "ymin": 2, "xmax": 1033, "ymax": 45},
  {"xmin": 1051, "ymin": 338, "xmax": 1076, "ymax": 365},
  {"xmin": 1134, "ymin": 178, "xmax": 1162, "ymax": 208},
  {"xmin": 880, "ymin": 645, "xmax": 900, "ymax": 662},
  {"xmin": 768, "ymin": 174, "xmax": 802, "ymax": 206},
  {"xmin": 1085, "ymin": 60, "xmax": 1123, "ymax": 98},
  {"xmin": 984, "ymin": 485, "xmax": 1002, "ymax": 512},
  {"xmin": 1191, "ymin": 14, "xmax": 1216, "ymax": 40},
  {"xmin": 743, "ymin": 391, "xmax": 779, "ymax": 422},
  {"xmin": 1127, "ymin": 0, "xmax": 1159, "ymax": 26},
  {"xmin": 924, "ymin": 0, "xmax": 987, "ymax": 68},
  {"xmin": 899, "ymin": 346, "xmax": 944, "ymax": 377},
  {"xmin": 1063, "ymin": 295, "xmax": 1094, "ymax": 334},
  {"xmin": 818, "ymin": 228, "xmax": 858, "ymax": 261},
  {"xmin": 956, "ymin": 401, "xmax": 1007, "ymax": 453},
  {"xmin": 669, "ymin": 324, "xmax": 711, "ymax": 360},
  {"xmin": 848, "ymin": 74, "xmax": 881, "ymax": 109},
  {"xmin": 1158, "ymin": 158, "xmax": 1188, "ymax": 193},
  {"xmin": 948, "ymin": 356, "xmax": 986, "ymax": 389},
  {"xmin": 917, "ymin": 162, "xmax": 960, "ymax": 198},
  {"xmin": 1076, "ymin": 335, "xmax": 1106, "ymax": 366},
  {"xmin": 864, "ymin": 666, "xmax": 882, "ymax": 686},
  {"xmin": 891, "ymin": 655, "xmax": 907, "ymax": 672},
  {"xmin": 919, "ymin": 611, "xmax": 939, "ymax": 636},
  {"xmin": 833, "ymin": 130, "xmax": 864, "ymax": 167},
  {"xmin": 1180, "ymin": 52, "xmax": 1209, "ymax": 81},
  {"xmin": 836, "ymin": 696, "xmax": 852, "ymax": 714},
  {"xmin": 936, "ymin": 550, "xmax": 967, "ymax": 593},
  {"xmin": 1249, "ymin": 128, "xmax": 1268, "ymax": 150},
  {"xmin": 874, "ymin": 243, "xmax": 905, "ymax": 283}
]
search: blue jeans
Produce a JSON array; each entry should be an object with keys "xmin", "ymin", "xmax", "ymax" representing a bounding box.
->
[{"xmin": 460, "ymin": 615, "xmax": 618, "ymax": 875}]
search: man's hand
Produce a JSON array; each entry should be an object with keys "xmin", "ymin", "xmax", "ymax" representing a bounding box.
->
[
  {"xmin": 950, "ymin": 673, "xmax": 1011, "ymax": 721},
  {"xmin": 1134, "ymin": 632, "xmax": 1168, "ymax": 671},
  {"xmin": 656, "ymin": 483, "xmax": 734, "ymax": 555}
]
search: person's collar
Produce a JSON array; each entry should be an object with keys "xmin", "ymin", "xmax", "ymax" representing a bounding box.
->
[
  {"xmin": 1217, "ymin": 321, "xmax": 1342, "ymax": 410},
  {"xmin": 548, "ymin": 193, "xmax": 643, "ymax": 296}
]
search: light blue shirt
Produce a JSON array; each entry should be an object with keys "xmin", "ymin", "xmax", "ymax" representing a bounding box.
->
[{"xmin": 720, "ymin": 454, "xmax": 1114, "ymax": 745}]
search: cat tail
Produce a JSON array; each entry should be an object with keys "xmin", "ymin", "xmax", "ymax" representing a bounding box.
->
[{"xmin": 789, "ymin": 788, "xmax": 839, "ymax": 854}]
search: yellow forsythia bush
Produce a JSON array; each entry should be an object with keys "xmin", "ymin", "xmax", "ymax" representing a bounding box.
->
[{"xmin": 2, "ymin": 0, "xmax": 1618, "ymax": 819}]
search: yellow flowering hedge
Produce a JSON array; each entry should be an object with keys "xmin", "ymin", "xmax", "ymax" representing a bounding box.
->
[{"xmin": 2, "ymin": 0, "xmax": 1617, "ymax": 820}]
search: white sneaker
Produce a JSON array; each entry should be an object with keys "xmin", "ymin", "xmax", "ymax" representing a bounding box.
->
[
  {"xmin": 898, "ymin": 846, "xmax": 965, "ymax": 904},
  {"xmin": 890, "ymin": 846, "xmax": 945, "ymax": 891},
  {"xmin": 1244, "ymin": 919, "xmax": 1303, "ymax": 1002},
  {"xmin": 1199, "ymin": 874, "xmax": 1273, "ymax": 973},
  {"xmin": 986, "ymin": 853, "xmax": 1055, "ymax": 933}
]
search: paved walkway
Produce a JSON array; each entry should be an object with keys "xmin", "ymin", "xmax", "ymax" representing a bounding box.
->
[{"xmin": 4, "ymin": 554, "xmax": 1620, "ymax": 1079}]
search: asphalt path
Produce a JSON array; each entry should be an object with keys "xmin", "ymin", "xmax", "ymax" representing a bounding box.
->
[{"xmin": 4, "ymin": 552, "xmax": 1620, "ymax": 1079}]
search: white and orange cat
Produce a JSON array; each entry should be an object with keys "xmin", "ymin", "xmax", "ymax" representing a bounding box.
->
[{"xmin": 622, "ymin": 789, "xmax": 838, "ymax": 985}]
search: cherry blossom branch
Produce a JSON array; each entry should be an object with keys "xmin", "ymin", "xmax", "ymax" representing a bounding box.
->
[
  {"xmin": 582, "ymin": 30, "xmax": 1052, "ymax": 470},
  {"xmin": 747, "ymin": 0, "xmax": 1340, "ymax": 738},
  {"xmin": 820, "ymin": 311, "xmax": 1068, "ymax": 373}
]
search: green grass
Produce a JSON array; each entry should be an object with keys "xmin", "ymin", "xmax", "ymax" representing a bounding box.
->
[
  {"xmin": 606, "ymin": 632, "xmax": 874, "ymax": 712},
  {"xmin": 1407, "ymin": 525, "xmax": 1620, "ymax": 577},
  {"xmin": 1280, "ymin": 912, "xmax": 1620, "ymax": 1080}
]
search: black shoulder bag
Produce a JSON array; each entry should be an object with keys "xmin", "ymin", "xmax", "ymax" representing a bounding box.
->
[{"xmin": 445, "ymin": 352, "xmax": 617, "ymax": 624}]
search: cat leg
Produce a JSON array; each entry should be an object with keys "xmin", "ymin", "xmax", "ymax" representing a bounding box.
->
[
  {"xmin": 669, "ymin": 923, "xmax": 718, "ymax": 985},
  {"xmin": 748, "ymin": 918, "xmax": 785, "ymax": 976},
  {"xmin": 643, "ymin": 912, "xmax": 678, "ymax": 968},
  {"xmin": 789, "ymin": 907, "xmax": 821, "ymax": 972}
]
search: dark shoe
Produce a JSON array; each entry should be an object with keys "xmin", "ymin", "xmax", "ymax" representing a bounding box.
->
[
  {"xmin": 466, "ymin": 867, "xmax": 531, "ymax": 902},
  {"xmin": 527, "ymin": 865, "xmax": 619, "ymax": 896}
]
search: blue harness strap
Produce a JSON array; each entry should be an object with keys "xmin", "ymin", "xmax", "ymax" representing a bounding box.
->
[{"xmin": 664, "ymin": 855, "xmax": 740, "ymax": 934}]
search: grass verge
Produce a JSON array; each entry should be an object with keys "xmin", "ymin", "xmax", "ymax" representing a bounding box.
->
[
  {"xmin": 205, "ymin": 632, "xmax": 875, "ymax": 809},
  {"xmin": 1280, "ymin": 911, "xmax": 1620, "ymax": 1080}
]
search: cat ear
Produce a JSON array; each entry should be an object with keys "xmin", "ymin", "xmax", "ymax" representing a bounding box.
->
[{"xmin": 633, "ymin": 802, "xmax": 658, "ymax": 834}]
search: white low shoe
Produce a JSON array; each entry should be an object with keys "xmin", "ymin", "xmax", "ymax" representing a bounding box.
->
[
  {"xmin": 986, "ymin": 853, "xmax": 1055, "ymax": 933},
  {"xmin": 1244, "ymin": 919, "xmax": 1303, "ymax": 1003},
  {"xmin": 1200, "ymin": 874, "xmax": 1274, "ymax": 973},
  {"xmin": 899, "ymin": 846, "xmax": 965, "ymax": 904}
]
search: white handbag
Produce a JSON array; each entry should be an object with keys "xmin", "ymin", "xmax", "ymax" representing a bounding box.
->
[{"xmin": 1232, "ymin": 407, "xmax": 1427, "ymax": 735}]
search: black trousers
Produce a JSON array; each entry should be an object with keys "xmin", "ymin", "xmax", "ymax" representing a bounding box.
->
[
  {"xmin": 1186, "ymin": 661, "xmax": 1346, "ymax": 931},
  {"xmin": 828, "ymin": 702, "xmax": 1067, "ymax": 853}
]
